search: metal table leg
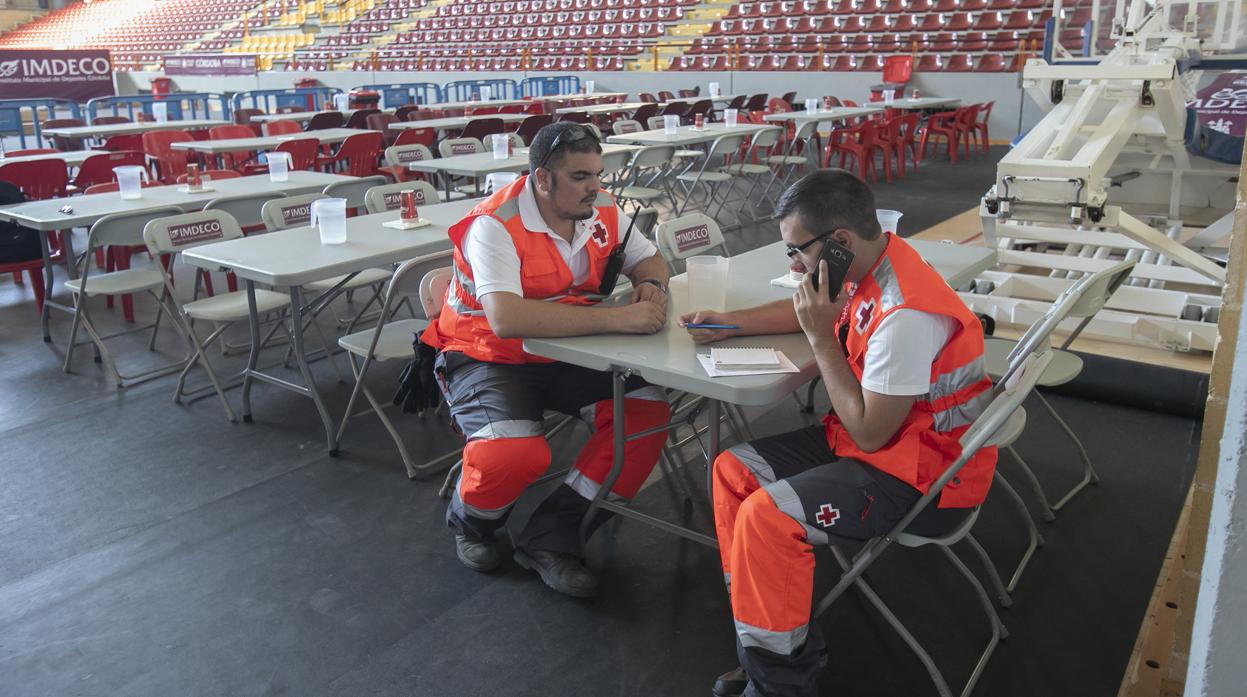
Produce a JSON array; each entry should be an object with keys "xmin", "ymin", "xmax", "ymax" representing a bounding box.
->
[
  {"xmin": 287, "ymin": 285, "xmax": 339, "ymax": 456},
  {"xmin": 240, "ymin": 279, "xmax": 261, "ymax": 422}
]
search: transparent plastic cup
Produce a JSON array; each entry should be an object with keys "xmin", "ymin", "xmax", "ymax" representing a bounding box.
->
[
  {"xmin": 151, "ymin": 102, "xmax": 167, "ymax": 123},
  {"xmin": 312, "ymin": 198, "xmax": 348, "ymax": 245},
  {"xmin": 709, "ymin": 82, "xmax": 721, "ymax": 97},
  {"xmin": 114, "ymin": 165, "xmax": 148, "ymax": 200},
  {"xmin": 686, "ymin": 255, "xmax": 729, "ymax": 312},
  {"xmin": 333, "ymin": 93, "xmax": 350, "ymax": 112},
  {"xmin": 663, "ymin": 115, "xmax": 680, "ymax": 134},
  {"xmin": 492, "ymin": 133, "xmax": 510, "ymax": 160},
  {"xmin": 883, "ymin": 89, "xmax": 895, "ymax": 105},
  {"xmin": 268, "ymin": 151, "xmax": 291, "ymax": 182},
  {"xmin": 584, "ymin": 80, "xmax": 595, "ymax": 93},
  {"xmin": 876, "ymin": 209, "xmax": 903, "ymax": 235},
  {"xmin": 805, "ymin": 98, "xmax": 819, "ymax": 113},
  {"xmin": 725, "ymin": 108, "xmax": 738, "ymax": 127},
  {"xmin": 479, "ymin": 86, "xmax": 492, "ymax": 101}
]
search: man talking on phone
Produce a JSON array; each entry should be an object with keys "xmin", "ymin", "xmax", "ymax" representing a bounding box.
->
[
  {"xmin": 681, "ymin": 169, "xmax": 996, "ymax": 697},
  {"xmin": 421, "ymin": 123, "xmax": 671, "ymax": 597}
]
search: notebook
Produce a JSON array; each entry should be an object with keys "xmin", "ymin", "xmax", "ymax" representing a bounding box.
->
[
  {"xmin": 711, "ymin": 347, "xmax": 781, "ymax": 371},
  {"xmin": 697, "ymin": 351, "xmax": 799, "ymax": 378}
]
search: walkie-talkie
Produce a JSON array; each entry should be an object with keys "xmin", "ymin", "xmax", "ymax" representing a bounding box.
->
[{"xmin": 598, "ymin": 207, "xmax": 659, "ymax": 296}]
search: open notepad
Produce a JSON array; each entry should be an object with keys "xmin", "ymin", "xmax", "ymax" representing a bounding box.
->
[{"xmin": 698, "ymin": 348, "xmax": 800, "ymax": 377}]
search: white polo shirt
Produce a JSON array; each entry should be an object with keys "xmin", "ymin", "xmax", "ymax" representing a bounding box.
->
[
  {"xmin": 462, "ymin": 177, "xmax": 658, "ymax": 298},
  {"xmin": 860, "ymin": 310, "xmax": 960, "ymax": 396}
]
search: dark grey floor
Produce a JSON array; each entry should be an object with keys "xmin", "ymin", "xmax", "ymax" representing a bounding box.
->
[{"xmin": 0, "ymin": 146, "xmax": 1200, "ymax": 697}]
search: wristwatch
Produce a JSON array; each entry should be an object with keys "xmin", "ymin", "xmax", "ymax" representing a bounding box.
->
[{"xmin": 638, "ymin": 278, "xmax": 668, "ymax": 294}]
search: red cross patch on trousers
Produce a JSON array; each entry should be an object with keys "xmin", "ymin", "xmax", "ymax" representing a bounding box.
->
[
  {"xmin": 854, "ymin": 298, "xmax": 876, "ymax": 334},
  {"xmin": 815, "ymin": 504, "xmax": 840, "ymax": 528}
]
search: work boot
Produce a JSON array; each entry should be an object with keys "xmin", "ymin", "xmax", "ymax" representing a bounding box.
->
[
  {"xmin": 711, "ymin": 666, "xmax": 748, "ymax": 697},
  {"xmin": 455, "ymin": 533, "xmax": 502, "ymax": 572},
  {"xmin": 513, "ymin": 547, "xmax": 598, "ymax": 598}
]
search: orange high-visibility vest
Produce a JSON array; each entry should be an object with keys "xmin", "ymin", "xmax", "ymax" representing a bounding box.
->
[
  {"xmin": 421, "ymin": 175, "xmax": 621, "ymax": 364},
  {"xmin": 825, "ymin": 235, "xmax": 997, "ymax": 508}
]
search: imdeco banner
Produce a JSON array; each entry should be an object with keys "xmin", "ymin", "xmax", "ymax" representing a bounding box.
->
[
  {"xmin": 0, "ymin": 49, "xmax": 115, "ymax": 101},
  {"xmin": 163, "ymin": 54, "xmax": 257, "ymax": 76}
]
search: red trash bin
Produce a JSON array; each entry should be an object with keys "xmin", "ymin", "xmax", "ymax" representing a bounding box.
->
[
  {"xmin": 151, "ymin": 77, "xmax": 173, "ymax": 99},
  {"xmin": 295, "ymin": 78, "xmax": 320, "ymax": 110}
]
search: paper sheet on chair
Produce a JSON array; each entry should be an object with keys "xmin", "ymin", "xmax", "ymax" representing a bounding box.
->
[{"xmin": 697, "ymin": 351, "xmax": 799, "ymax": 377}]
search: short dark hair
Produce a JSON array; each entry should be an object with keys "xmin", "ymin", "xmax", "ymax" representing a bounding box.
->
[
  {"xmin": 528, "ymin": 122, "xmax": 602, "ymax": 174},
  {"xmin": 773, "ymin": 169, "xmax": 882, "ymax": 241}
]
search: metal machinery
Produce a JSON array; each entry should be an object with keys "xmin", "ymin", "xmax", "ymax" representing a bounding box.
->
[{"xmin": 966, "ymin": 0, "xmax": 1242, "ymax": 352}]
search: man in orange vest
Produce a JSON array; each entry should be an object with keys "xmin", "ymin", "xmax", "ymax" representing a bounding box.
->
[
  {"xmin": 681, "ymin": 170, "xmax": 997, "ymax": 696},
  {"xmin": 421, "ymin": 123, "xmax": 673, "ymax": 598}
]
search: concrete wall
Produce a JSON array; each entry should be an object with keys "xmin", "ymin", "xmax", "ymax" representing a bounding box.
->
[{"xmin": 115, "ymin": 70, "xmax": 1045, "ymax": 141}]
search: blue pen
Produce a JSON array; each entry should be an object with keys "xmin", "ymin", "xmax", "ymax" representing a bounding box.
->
[{"xmin": 684, "ymin": 322, "xmax": 741, "ymax": 330}]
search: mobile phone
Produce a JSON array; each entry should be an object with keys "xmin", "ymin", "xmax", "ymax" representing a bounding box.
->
[{"xmin": 810, "ymin": 237, "xmax": 854, "ymax": 301}]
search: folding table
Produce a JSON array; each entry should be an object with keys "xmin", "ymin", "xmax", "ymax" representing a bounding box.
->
[
  {"xmin": 170, "ymin": 128, "xmax": 373, "ymax": 169},
  {"xmin": 408, "ymin": 143, "xmax": 641, "ymax": 199},
  {"xmin": 0, "ymin": 150, "xmax": 109, "ymax": 168},
  {"xmin": 180, "ymin": 199, "xmax": 478, "ymax": 455},
  {"xmin": 0, "ymin": 171, "xmax": 356, "ymax": 341},
  {"xmin": 523, "ymin": 239, "xmax": 999, "ymax": 548},
  {"xmin": 41, "ymin": 120, "xmax": 231, "ymax": 140}
]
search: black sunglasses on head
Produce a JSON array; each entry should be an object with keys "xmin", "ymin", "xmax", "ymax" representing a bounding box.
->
[{"xmin": 538, "ymin": 125, "xmax": 598, "ymax": 170}]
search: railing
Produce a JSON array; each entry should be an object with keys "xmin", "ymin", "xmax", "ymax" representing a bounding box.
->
[
  {"xmin": 352, "ymin": 81, "xmax": 443, "ymax": 107},
  {"xmin": 443, "ymin": 78, "xmax": 518, "ymax": 101},
  {"xmin": 0, "ymin": 98, "xmax": 83, "ymax": 150},
  {"xmin": 86, "ymin": 93, "xmax": 231, "ymax": 122},
  {"xmin": 519, "ymin": 75, "xmax": 581, "ymax": 97},
  {"xmin": 230, "ymin": 87, "xmax": 343, "ymax": 113}
]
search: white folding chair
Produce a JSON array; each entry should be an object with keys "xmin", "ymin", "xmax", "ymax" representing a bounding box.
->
[
  {"xmin": 812, "ymin": 350, "xmax": 1055, "ymax": 697},
  {"xmin": 363, "ymin": 180, "xmax": 442, "ymax": 214},
  {"xmin": 383, "ymin": 143, "xmax": 434, "ymax": 172},
  {"xmin": 674, "ymin": 132, "xmax": 747, "ymax": 218},
  {"xmin": 984, "ymin": 259, "xmax": 1137, "ymax": 519},
  {"xmin": 722, "ymin": 126, "xmax": 784, "ymax": 217},
  {"xmin": 600, "ymin": 148, "xmax": 632, "ymax": 194},
  {"xmin": 762, "ymin": 119, "xmax": 820, "ymax": 205},
  {"xmin": 260, "ymin": 192, "xmax": 327, "ymax": 232},
  {"xmin": 323, "ymin": 175, "xmax": 388, "ymax": 215},
  {"xmin": 336, "ymin": 252, "xmax": 455, "ymax": 478},
  {"xmin": 612, "ymin": 119, "xmax": 643, "ymax": 135},
  {"xmin": 653, "ymin": 211, "xmax": 731, "ymax": 269},
  {"xmin": 143, "ymin": 210, "xmax": 294, "ymax": 422},
  {"xmin": 615, "ymin": 145, "xmax": 677, "ymax": 211},
  {"xmin": 204, "ymin": 192, "xmax": 287, "ymax": 235},
  {"xmin": 62, "ymin": 206, "xmax": 188, "ymax": 387}
]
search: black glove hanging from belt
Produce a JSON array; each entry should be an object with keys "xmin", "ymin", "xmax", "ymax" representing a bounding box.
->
[{"xmin": 393, "ymin": 337, "xmax": 441, "ymax": 415}]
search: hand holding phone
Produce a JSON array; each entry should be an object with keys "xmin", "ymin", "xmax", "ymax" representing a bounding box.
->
[{"xmin": 809, "ymin": 237, "xmax": 854, "ymax": 301}]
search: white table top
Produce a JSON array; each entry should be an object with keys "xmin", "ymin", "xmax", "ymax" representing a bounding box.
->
[
  {"xmin": 764, "ymin": 106, "xmax": 883, "ymax": 125},
  {"xmin": 170, "ymin": 128, "xmax": 372, "ymax": 154},
  {"xmin": 250, "ymin": 109, "xmax": 394, "ymax": 123},
  {"xmin": 555, "ymin": 101, "xmax": 652, "ymax": 115},
  {"xmin": 883, "ymin": 97, "xmax": 961, "ymax": 110},
  {"xmin": 433, "ymin": 97, "xmax": 532, "ymax": 110},
  {"xmin": 606, "ymin": 122, "xmax": 771, "ymax": 147},
  {"xmin": 0, "ymin": 171, "xmax": 355, "ymax": 231},
  {"xmin": 183, "ymin": 198, "xmax": 478, "ymax": 287},
  {"xmin": 389, "ymin": 113, "xmax": 530, "ymax": 131},
  {"xmin": 0, "ymin": 149, "xmax": 109, "ymax": 167},
  {"xmin": 663, "ymin": 94, "xmax": 741, "ymax": 106},
  {"xmin": 43, "ymin": 120, "xmax": 232, "ymax": 138},
  {"xmin": 548, "ymin": 92, "xmax": 628, "ymax": 103},
  {"xmin": 523, "ymin": 239, "xmax": 997, "ymax": 404},
  {"xmin": 408, "ymin": 143, "xmax": 639, "ymax": 177}
]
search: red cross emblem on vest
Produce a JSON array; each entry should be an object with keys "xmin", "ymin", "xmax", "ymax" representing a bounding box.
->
[
  {"xmin": 589, "ymin": 220, "xmax": 610, "ymax": 249},
  {"xmin": 815, "ymin": 504, "xmax": 840, "ymax": 528},
  {"xmin": 854, "ymin": 298, "xmax": 876, "ymax": 334}
]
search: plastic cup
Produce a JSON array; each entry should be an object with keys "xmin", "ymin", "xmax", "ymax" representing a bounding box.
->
[
  {"xmin": 114, "ymin": 165, "xmax": 148, "ymax": 200},
  {"xmin": 485, "ymin": 172, "xmax": 518, "ymax": 193},
  {"xmin": 805, "ymin": 98, "xmax": 819, "ymax": 113},
  {"xmin": 686, "ymin": 255, "xmax": 729, "ymax": 312},
  {"xmin": 479, "ymin": 86, "xmax": 492, "ymax": 101},
  {"xmin": 876, "ymin": 209, "xmax": 903, "ymax": 235},
  {"xmin": 663, "ymin": 115, "xmax": 679, "ymax": 134},
  {"xmin": 584, "ymin": 80, "xmax": 595, "ymax": 93},
  {"xmin": 492, "ymin": 133, "xmax": 510, "ymax": 160},
  {"xmin": 312, "ymin": 198, "xmax": 348, "ymax": 245},
  {"xmin": 725, "ymin": 108, "xmax": 738, "ymax": 127},
  {"xmin": 151, "ymin": 102, "xmax": 168, "ymax": 123},
  {"xmin": 884, "ymin": 89, "xmax": 895, "ymax": 105},
  {"xmin": 708, "ymin": 82, "xmax": 721, "ymax": 97},
  {"xmin": 333, "ymin": 93, "xmax": 349, "ymax": 112},
  {"xmin": 268, "ymin": 151, "xmax": 291, "ymax": 182}
]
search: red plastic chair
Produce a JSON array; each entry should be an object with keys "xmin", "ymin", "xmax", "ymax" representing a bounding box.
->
[
  {"xmin": 4, "ymin": 148, "xmax": 60, "ymax": 157},
  {"xmin": 824, "ymin": 119, "xmax": 887, "ymax": 183},
  {"xmin": 42, "ymin": 118, "xmax": 87, "ymax": 151},
  {"xmin": 91, "ymin": 116, "xmax": 131, "ymax": 126},
  {"xmin": 970, "ymin": 102, "xmax": 994, "ymax": 153},
  {"xmin": 316, "ymin": 131, "xmax": 384, "ymax": 176},
  {"xmin": 460, "ymin": 117, "xmax": 505, "ymax": 142},
  {"xmin": 307, "ymin": 111, "xmax": 344, "ymax": 130},
  {"xmin": 208, "ymin": 125, "xmax": 260, "ymax": 171},
  {"xmin": 367, "ymin": 113, "xmax": 400, "ymax": 146},
  {"xmin": 515, "ymin": 115, "xmax": 553, "ymax": 145},
  {"xmin": 141, "ymin": 130, "xmax": 195, "ymax": 183},
  {"xmin": 70, "ymin": 150, "xmax": 146, "ymax": 192},
  {"xmin": 394, "ymin": 127, "xmax": 436, "ymax": 149},
  {"xmin": 263, "ymin": 120, "xmax": 304, "ymax": 136},
  {"xmin": 953, "ymin": 104, "xmax": 982, "ymax": 158},
  {"xmin": 0, "ymin": 159, "xmax": 69, "ymax": 200},
  {"xmin": 101, "ymin": 134, "xmax": 143, "ymax": 152},
  {"xmin": 881, "ymin": 55, "xmax": 913, "ymax": 84},
  {"xmin": 917, "ymin": 108, "xmax": 965, "ymax": 163}
]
